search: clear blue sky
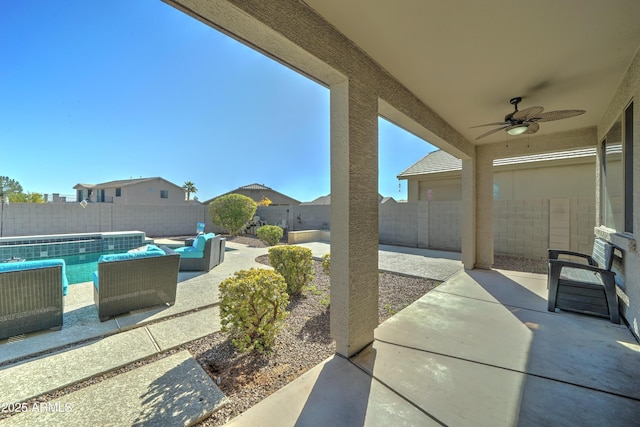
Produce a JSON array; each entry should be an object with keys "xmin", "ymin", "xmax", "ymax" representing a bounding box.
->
[{"xmin": 1, "ymin": 0, "xmax": 435, "ymax": 202}]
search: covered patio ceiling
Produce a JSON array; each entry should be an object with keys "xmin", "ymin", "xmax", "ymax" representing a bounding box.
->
[{"xmin": 303, "ymin": 0, "xmax": 640, "ymax": 144}]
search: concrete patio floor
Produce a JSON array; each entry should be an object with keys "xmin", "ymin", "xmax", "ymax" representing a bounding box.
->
[{"xmin": 226, "ymin": 268, "xmax": 640, "ymax": 427}]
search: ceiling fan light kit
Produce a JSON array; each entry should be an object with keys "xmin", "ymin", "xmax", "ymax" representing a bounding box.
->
[
  {"xmin": 471, "ymin": 97, "xmax": 586, "ymax": 140},
  {"xmin": 506, "ymin": 125, "xmax": 528, "ymax": 136}
]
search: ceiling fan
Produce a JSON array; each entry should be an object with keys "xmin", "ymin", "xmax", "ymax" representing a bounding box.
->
[{"xmin": 471, "ymin": 97, "xmax": 586, "ymax": 140}]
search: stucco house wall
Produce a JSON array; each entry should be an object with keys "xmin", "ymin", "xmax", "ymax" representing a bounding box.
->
[
  {"xmin": 595, "ymin": 48, "xmax": 640, "ymax": 340},
  {"xmin": 206, "ymin": 183, "xmax": 301, "ymax": 206},
  {"xmin": 403, "ymin": 150, "xmax": 609, "ymax": 202},
  {"xmin": 74, "ymin": 177, "xmax": 187, "ymax": 206}
]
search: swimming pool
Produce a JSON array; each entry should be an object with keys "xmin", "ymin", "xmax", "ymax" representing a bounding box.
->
[
  {"xmin": 61, "ymin": 252, "xmax": 116, "ymax": 285},
  {"xmin": 0, "ymin": 231, "xmax": 149, "ymax": 284}
]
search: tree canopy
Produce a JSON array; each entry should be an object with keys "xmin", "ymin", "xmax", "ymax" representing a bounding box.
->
[
  {"xmin": 183, "ymin": 181, "xmax": 198, "ymax": 201},
  {"xmin": 0, "ymin": 176, "xmax": 44, "ymax": 203},
  {"xmin": 208, "ymin": 193, "xmax": 257, "ymax": 235}
]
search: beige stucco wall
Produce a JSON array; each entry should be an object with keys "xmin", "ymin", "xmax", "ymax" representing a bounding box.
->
[
  {"xmin": 596, "ymin": 45, "xmax": 640, "ymax": 340},
  {"xmin": 116, "ymin": 181, "xmax": 185, "ymax": 205},
  {"xmin": 222, "ymin": 189, "xmax": 300, "ymax": 206},
  {"xmin": 409, "ymin": 158, "xmax": 605, "ymax": 202},
  {"xmin": 164, "ymin": 0, "xmax": 479, "ymax": 356},
  {"xmin": 418, "ymin": 177, "xmax": 462, "ymax": 201}
]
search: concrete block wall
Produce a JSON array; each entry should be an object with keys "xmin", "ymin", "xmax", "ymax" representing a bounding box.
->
[
  {"xmin": 379, "ymin": 202, "xmax": 424, "ymax": 247},
  {"xmin": 0, "ymin": 203, "xmax": 215, "ymax": 238},
  {"xmin": 1, "ymin": 198, "xmax": 597, "ymax": 259},
  {"xmin": 494, "ymin": 199, "xmax": 550, "ymax": 259},
  {"xmin": 257, "ymin": 205, "xmax": 331, "ymax": 231},
  {"xmin": 428, "ymin": 201, "xmax": 462, "ymax": 251},
  {"xmin": 570, "ymin": 198, "xmax": 596, "ymax": 254}
]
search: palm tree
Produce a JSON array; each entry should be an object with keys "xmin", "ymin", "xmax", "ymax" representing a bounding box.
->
[{"xmin": 183, "ymin": 181, "xmax": 198, "ymax": 201}]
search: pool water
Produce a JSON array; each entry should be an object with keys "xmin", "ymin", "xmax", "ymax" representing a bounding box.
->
[{"xmin": 42, "ymin": 252, "xmax": 115, "ymax": 285}]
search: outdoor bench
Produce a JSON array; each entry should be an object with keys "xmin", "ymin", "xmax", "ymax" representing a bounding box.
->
[
  {"xmin": 547, "ymin": 238, "xmax": 619, "ymax": 324},
  {"xmin": 0, "ymin": 259, "xmax": 68, "ymax": 339}
]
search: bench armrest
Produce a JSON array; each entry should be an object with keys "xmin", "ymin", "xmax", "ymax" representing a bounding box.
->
[
  {"xmin": 548, "ymin": 249, "xmax": 596, "ymax": 266},
  {"xmin": 548, "ymin": 259, "xmax": 615, "ymax": 277}
]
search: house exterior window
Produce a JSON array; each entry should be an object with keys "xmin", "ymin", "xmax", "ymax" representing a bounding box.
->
[
  {"xmin": 115, "ymin": 188, "xmax": 121, "ymax": 197},
  {"xmin": 601, "ymin": 101, "xmax": 633, "ymax": 232},
  {"xmin": 160, "ymin": 190, "xmax": 168, "ymax": 199}
]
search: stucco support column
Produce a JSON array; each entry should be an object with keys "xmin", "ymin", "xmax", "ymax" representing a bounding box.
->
[
  {"xmin": 330, "ymin": 79, "xmax": 379, "ymax": 358},
  {"xmin": 461, "ymin": 157, "xmax": 476, "ymax": 269},
  {"xmin": 475, "ymin": 147, "xmax": 494, "ymax": 269}
]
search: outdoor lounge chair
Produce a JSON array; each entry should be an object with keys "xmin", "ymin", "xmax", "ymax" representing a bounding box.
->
[
  {"xmin": 0, "ymin": 260, "xmax": 67, "ymax": 339},
  {"xmin": 547, "ymin": 238, "xmax": 620, "ymax": 324},
  {"xmin": 93, "ymin": 245, "xmax": 180, "ymax": 321},
  {"xmin": 174, "ymin": 233, "xmax": 225, "ymax": 271}
]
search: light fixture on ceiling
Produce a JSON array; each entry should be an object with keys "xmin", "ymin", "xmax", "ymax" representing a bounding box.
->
[
  {"xmin": 471, "ymin": 97, "xmax": 586, "ymax": 140},
  {"xmin": 506, "ymin": 124, "xmax": 528, "ymax": 136}
]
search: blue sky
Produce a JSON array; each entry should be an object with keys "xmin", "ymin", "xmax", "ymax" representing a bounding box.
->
[{"xmin": 1, "ymin": 0, "xmax": 435, "ymax": 202}]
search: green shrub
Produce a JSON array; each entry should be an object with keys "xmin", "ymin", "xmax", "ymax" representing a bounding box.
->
[
  {"xmin": 321, "ymin": 253, "xmax": 330, "ymax": 275},
  {"xmin": 208, "ymin": 193, "xmax": 257, "ymax": 236},
  {"xmin": 257, "ymin": 225, "xmax": 283, "ymax": 246},
  {"xmin": 219, "ymin": 268, "xmax": 289, "ymax": 353},
  {"xmin": 268, "ymin": 246, "xmax": 314, "ymax": 295}
]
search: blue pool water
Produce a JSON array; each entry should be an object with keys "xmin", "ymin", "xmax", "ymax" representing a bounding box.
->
[{"xmin": 42, "ymin": 252, "xmax": 115, "ymax": 285}]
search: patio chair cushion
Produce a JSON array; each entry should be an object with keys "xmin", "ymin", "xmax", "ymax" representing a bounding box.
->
[
  {"xmin": 193, "ymin": 233, "xmax": 215, "ymax": 251},
  {"xmin": 174, "ymin": 246, "xmax": 204, "ymax": 259},
  {"xmin": 175, "ymin": 233, "xmax": 215, "ymax": 259},
  {"xmin": 0, "ymin": 259, "xmax": 69, "ymax": 296},
  {"xmin": 93, "ymin": 245, "xmax": 167, "ymax": 289},
  {"xmin": 98, "ymin": 245, "xmax": 165, "ymax": 263}
]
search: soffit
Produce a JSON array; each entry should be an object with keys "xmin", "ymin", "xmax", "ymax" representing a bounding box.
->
[{"xmin": 303, "ymin": 0, "xmax": 640, "ymax": 145}]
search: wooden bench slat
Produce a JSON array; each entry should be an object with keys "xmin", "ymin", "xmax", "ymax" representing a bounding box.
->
[{"xmin": 557, "ymin": 290, "xmax": 607, "ymax": 306}]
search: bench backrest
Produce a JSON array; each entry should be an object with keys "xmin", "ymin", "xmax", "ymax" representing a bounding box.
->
[{"xmin": 592, "ymin": 238, "xmax": 614, "ymax": 271}]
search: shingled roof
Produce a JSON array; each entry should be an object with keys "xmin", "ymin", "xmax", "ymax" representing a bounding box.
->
[
  {"xmin": 398, "ymin": 148, "xmax": 598, "ymax": 178},
  {"xmin": 73, "ymin": 177, "xmax": 181, "ymax": 190}
]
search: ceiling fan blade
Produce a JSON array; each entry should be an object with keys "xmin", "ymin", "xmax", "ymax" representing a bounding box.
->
[
  {"xmin": 512, "ymin": 106, "xmax": 544, "ymax": 120},
  {"xmin": 535, "ymin": 109, "xmax": 586, "ymax": 122},
  {"xmin": 475, "ymin": 126, "xmax": 509, "ymax": 140},
  {"xmin": 524, "ymin": 122, "xmax": 540, "ymax": 134},
  {"xmin": 470, "ymin": 122, "xmax": 509, "ymax": 128}
]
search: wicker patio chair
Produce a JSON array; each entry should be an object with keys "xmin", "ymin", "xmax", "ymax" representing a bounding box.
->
[
  {"xmin": 177, "ymin": 235, "xmax": 226, "ymax": 272},
  {"xmin": 0, "ymin": 263, "xmax": 64, "ymax": 340},
  {"xmin": 93, "ymin": 246, "xmax": 180, "ymax": 321}
]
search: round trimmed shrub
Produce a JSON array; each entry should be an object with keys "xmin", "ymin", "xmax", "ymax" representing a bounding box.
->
[
  {"xmin": 257, "ymin": 225, "xmax": 284, "ymax": 246},
  {"xmin": 219, "ymin": 268, "xmax": 289, "ymax": 353},
  {"xmin": 268, "ymin": 246, "xmax": 314, "ymax": 295},
  {"xmin": 321, "ymin": 253, "xmax": 331, "ymax": 275},
  {"xmin": 208, "ymin": 193, "xmax": 257, "ymax": 236}
]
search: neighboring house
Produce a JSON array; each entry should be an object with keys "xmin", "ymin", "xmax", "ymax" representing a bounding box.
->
[
  {"xmin": 73, "ymin": 177, "xmax": 188, "ymax": 205},
  {"xmin": 398, "ymin": 149, "xmax": 621, "ymax": 202},
  {"xmin": 205, "ymin": 183, "xmax": 301, "ymax": 206},
  {"xmin": 302, "ymin": 194, "xmax": 395, "ymax": 205}
]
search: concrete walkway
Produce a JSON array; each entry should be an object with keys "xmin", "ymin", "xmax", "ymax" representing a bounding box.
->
[{"xmin": 295, "ymin": 241, "xmax": 462, "ymax": 281}]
